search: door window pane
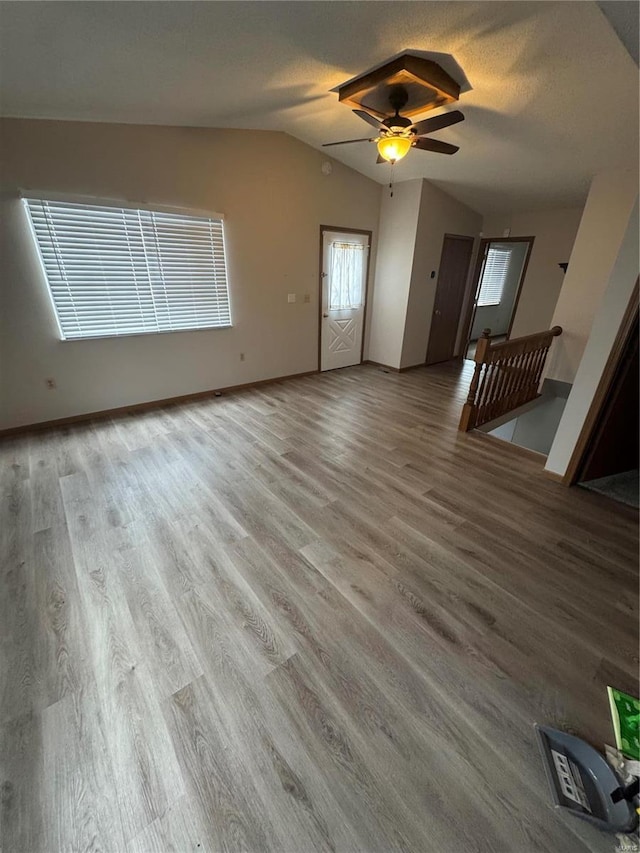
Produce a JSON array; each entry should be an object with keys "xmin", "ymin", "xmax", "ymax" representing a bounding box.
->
[{"xmin": 329, "ymin": 241, "xmax": 364, "ymax": 310}]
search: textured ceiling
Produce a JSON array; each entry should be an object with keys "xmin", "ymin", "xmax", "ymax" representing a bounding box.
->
[{"xmin": 0, "ymin": 1, "xmax": 637, "ymax": 214}]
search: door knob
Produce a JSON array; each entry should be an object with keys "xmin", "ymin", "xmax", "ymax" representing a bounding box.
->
[
  {"xmin": 434, "ymin": 309, "xmax": 441, "ymax": 316},
  {"xmin": 323, "ymin": 313, "xmax": 329, "ymax": 318}
]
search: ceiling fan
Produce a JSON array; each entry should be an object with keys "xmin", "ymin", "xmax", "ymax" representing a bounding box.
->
[{"xmin": 323, "ymin": 85, "xmax": 464, "ymax": 164}]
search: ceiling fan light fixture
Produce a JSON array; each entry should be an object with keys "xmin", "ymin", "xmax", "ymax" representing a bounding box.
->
[{"xmin": 377, "ymin": 135, "xmax": 412, "ymax": 163}]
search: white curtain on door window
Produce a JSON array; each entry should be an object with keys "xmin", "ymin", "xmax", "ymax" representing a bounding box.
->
[{"xmin": 329, "ymin": 241, "xmax": 365, "ymax": 310}]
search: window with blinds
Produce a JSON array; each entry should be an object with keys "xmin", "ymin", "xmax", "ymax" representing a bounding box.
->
[
  {"xmin": 476, "ymin": 246, "xmax": 512, "ymax": 307},
  {"xmin": 24, "ymin": 198, "xmax": 232, "ymax": 340}
]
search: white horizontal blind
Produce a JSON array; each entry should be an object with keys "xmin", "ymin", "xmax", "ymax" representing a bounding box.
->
[
  {"xmin": 24, "ymin": 198, "xmax": 231, "ymax": 340},
  {"xmin": 477, "ymin": 246, "xmax": 511, "ymax": 307}
]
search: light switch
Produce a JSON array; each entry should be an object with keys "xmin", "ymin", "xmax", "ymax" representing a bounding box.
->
[{"xmin": 287, "ymin": 293, "xmax": 296, "ymax": 303}]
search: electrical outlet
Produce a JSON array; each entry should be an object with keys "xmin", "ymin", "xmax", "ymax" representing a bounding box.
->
[
  {"xmin": 287, "ymin": 293, "xmax": 296, "ymax": 303},
  {"xmin": 240, "ymin": 352, "xmax": 245, "ymax": 361},
  {"xmin": 45, "ymin": 378, "xmax": 56, "ymax": 390},
  {"xmin": 303, "ymin": 294, "xmax": 311, "ymax": 303}
]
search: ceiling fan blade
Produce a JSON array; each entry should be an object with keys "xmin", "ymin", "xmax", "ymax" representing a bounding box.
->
[
  {"xmin": 322, "ymin": 137, "xmax": 375, "ymax": 147},
  {"xmin": 353, "ymin": 109, "xmax": 382, "ymax": 129},
  {"xmin": 412, "ymin": 137, "xmax": 459, "ymax": 155},
  {"xmin": 412, "ymin": 110, "xmax": 465, "ymax": 136}
]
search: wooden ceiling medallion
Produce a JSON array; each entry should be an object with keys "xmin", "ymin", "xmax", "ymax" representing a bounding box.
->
[{"xmin": 337, "ymin": 55, "xmax": 460, "ymax": 120}]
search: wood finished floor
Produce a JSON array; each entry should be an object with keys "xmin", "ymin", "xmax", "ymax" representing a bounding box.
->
[{"xmin": 1, "ymin": 361, "xmax": 638, "ymax": 853}]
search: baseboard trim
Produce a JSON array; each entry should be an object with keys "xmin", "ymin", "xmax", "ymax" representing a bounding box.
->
[
  {"xmin": 399, "ymin": 363, "xmax": 427, "ymax": 373},
  {"xmin": 0, "ymin": 369, "xmax": 320, "ymax": 438},
  {"xmin": 364, "ymin": 359, "xmax": 401, "ymax": 372},
  {"xmin": 542, "ymin": 469, "xmax": 568, "ymax": 485},
  {"xmin": 364, "ymin": 360, "xmax": 425, "ymax": 373}
]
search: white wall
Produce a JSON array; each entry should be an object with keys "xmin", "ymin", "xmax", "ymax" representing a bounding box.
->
[
  {"xmin": 400, "ymin": 180, "xmax": 481, "ymax": 367},
  {"xmin": 546, "ymin": 199, "xmax": 638, "ymax": 477},
  {"xmin": 366, "ymin": 179, "xmax": 422, "ymax": 368},
  {"xmin": 0, "ymin": 118, "xmax": 382, "ymax": 429},
  {"xmin": 545, "ymin": 169, "xmax": 638, "ymax": 384},
  {"xmin": 481, "ymin": 207, "xmax": 583, "ymax": 339},
  {"xmin": 470, "ymin": 241, "xmax": 529, "ymax": 339}
]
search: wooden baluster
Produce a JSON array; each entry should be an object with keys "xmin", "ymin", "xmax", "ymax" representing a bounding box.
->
[
  {"xmin": 511, "ymin": 348, "xmax": 528, "ymax": 404},
  {"xmin": 490, "ymin": 354, "xmax": 511, "ymax": 422},
  {"xmin": 534, "ymin": 345, "xmax": 549, "ymax": 390},
  {"xmin": 534, "ymin": 344, "xmax": 548, "ymax": 390},
  {"xmin": 499, "ymin": 356, "xmax": 516, "ymax": 418},
  {"xmin": 504, "ymin": 352, "xmax": 520, "ymax": 407},
  {"xmin": 458, "ymin": 329, "xmax": 491, "ymax": 431},
  {"xmin": 459, "ymin": 362, "xmax": 483, "ymax": 431},
  {"xmin": 478, "ymin": 330, "xmax": 502, "ymax": 424},
  {"xmin": 484, "ymin": 358, "xmax": 501, "ymax": 424},
  {"xmin": 512, "ymin": 350, "xmax": 527, "ymax": 407},
  {"xmin": 480, "ymin": 356, "xmax": 500, "ymax": 417},
  {"xmin": 537, "ymin": 342, "xmax": 550, "ymax": 387},
  {"xmin": 477, "ymin": 350, "xmax": 497, "ymax": 410},
  {"xmin": 525, "ymin": 347, "xmax": 541, "ymax": 401},
  {"xmin": 516, "ymin": 352, "xmax": 529, "ymax": 406},
  {"xmin": 503, "ymin": 351, "xmax": 521, "ymax": 412},
  {"xmin": 521, "ymin": 348, "xmax": 537, "ymax": 399}
]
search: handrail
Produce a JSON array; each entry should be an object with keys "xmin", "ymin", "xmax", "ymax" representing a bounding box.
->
[{"xmin": 459, "ymin": 326, "xmax": 563, "ymax": 432}]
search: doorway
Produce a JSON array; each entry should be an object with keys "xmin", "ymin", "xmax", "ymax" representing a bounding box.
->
[
  {"xmin": 319, "ymin": 226, "xmax": 371, "ymax": 372},
  {"xmin": 425, "ymin": 234, "xmax": 475, "ymax": 365},
  {"xmin": 464, "ymin": 237, "xmax": 534, "ymax": 360},
  {"xmin": 576, "ymin": 308, "xmax": 639, "ymax": 507}
]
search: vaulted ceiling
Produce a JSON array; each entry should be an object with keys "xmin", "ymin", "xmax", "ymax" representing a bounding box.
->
[{"xmin": 0, "ymin": 1, "xmax": 637, "ymax": 213}]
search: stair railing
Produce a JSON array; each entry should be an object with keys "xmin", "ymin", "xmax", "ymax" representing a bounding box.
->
[{"xmin": 459, "ymin": 326, "xmax": 563, "ymax": 432}]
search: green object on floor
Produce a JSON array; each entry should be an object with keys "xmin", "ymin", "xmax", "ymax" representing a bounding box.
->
[{"xmin": 608, "ymin": 687, "xmax": 640, "ymax": 761}]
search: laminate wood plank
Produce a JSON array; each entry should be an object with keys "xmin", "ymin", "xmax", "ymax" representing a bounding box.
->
[
  {"xmin": 265, "ymin": 653, "xmax": 453, "ymax": 853},
  {"xmin": 0, "ymin": 470, "xmax": 34, "ymax": 724},
  {"xmin": 0, "ymin": 710, "xmax": 44, "ymax": 852},
  {"xmin": 0, "ymin": 435, "xmax": 31, "ymax": 483},
  {"xmin": 134, "ymin": 510, "xmax": 210, "ymax": 599},
  {"xmin": 31, "ymin": 524, "xmax": 92, "ymax": 710},
  {"xmin": 40, "ymin": 689, "xmax": 126, "ymax": 852},
  {"xmin": 163, "ymin": 676, "xmax": 281, "ymax": 853},
  {"xmin": 77, "ymin": 424, "xmax": 139, "ymax": 530},
  {"xmin": 60, "ymin": 471, "xmax": 185, "ymax": 842},
  {"xmin": 175, "ymin": 586, "xmax": 357, "ymax": 851},
  {"xmin": 182, "ymin": 525, "xmax": 299, "ymax": 677},
  {"xmin": 126, "ymin": 794, "xmax": 211, "ymax": 853},
  {"xmin": 110, "ymin": 523, "xmax": 204, "ymax": 697},
  {"xmin": 29, "ymin": 433, "xmax": 64, "ymax": 534}
]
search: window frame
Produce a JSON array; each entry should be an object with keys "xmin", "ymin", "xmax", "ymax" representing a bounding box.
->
[
  {"xmin": 22, "ymin": 191, "xmax": 233, "ymax": 342},
  {"xmin": 476, "ymin": 245, "xmax": 512, "ymax": 308}
]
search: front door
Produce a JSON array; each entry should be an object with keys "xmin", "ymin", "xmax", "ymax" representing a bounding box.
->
[
  {"xmin": 320, "ymin": 229, "xmax": 369, "ymax": 371},
  {"xmin": 425, "ymin": 234, "xmax": 475, "ymax": 365}
]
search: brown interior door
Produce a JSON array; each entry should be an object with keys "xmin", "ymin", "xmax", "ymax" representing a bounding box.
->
[
  {"xmin": 579, "ymin": 313, "xmax": 639, "ymax": 482},
  {"xmin": 426, "ymin": 234, "xmax": 474, "ymax": 365}
]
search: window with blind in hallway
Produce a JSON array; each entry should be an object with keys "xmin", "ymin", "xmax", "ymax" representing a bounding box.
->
[
  {"xmin": 24, "ymin": 197, "xmax": 232, "ymax": 340},
  {"xmin": 476, "ymin": 246, "xmax": 512, "ymax": 307}
]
